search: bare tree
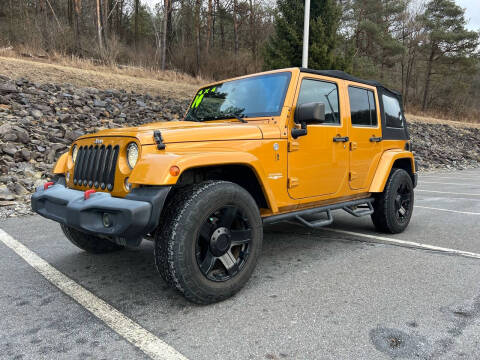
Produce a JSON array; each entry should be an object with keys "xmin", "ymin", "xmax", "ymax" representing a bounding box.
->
[
  {"xmin": 206, "ymin": 0, "xmax": 213, "ymax": 54},
  {"xmin": 73, "ymin": 0, "xmax": 82, "ymax": 52},
  {"xmin": 161, "ymin": 0, "xmax": 172, "ymax": 70},
  {"xmin": 134, "ymin": 0, "xmax": 139, "ymax": 50},
  {"xmin": 233, "ymin": 0, "xmax": 239, "ymax": 56},
  {"xmin": 195, "ymin": 0, "xmax": 202, "ymax": 74},
  {"xmin": 96, "ymin": 0, "xmax": 104, "ymax": 53}
]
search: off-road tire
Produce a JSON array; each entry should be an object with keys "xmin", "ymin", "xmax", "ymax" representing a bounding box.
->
[
  {"xmin": 60, "ymin": 224, "xmax": 125, "ymax": 253},
  {"xmin": 371, "ymin": 168, "xmax": 414, "ymax": 234},
  {"xmin": 154, "ymin": 180, "xmax": 263, "ymax": 304}
]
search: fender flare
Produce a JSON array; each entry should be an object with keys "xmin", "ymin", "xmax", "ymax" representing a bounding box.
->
[
  {"xmin": 369, "ymin": 150, "xmax": 415, "ymax": 193},
  {"xmin": 129, "ymin": 151, "xmax": 278, "ymax": 212},
  {"xmin": 53, "ymin": 152, "xmax": 68, "ymax": 174}
]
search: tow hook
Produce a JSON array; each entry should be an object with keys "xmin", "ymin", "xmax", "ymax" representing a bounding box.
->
[
  {"xmin": 84, "ymin": 189, "xmax": 96, "ymax": 200},
  {"xmin": 43, "ymin": 182, "xmax": 54, "ymax": 190}
]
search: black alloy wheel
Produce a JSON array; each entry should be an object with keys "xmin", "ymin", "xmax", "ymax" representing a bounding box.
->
[
  {"xmin": 394, "ymin": 182, "xmax": 412, "ymax": 223},
  {"xmin": 154, "ymin": 180, "xmax": 263, "ymax": 304},
  {"xmin": 195, "ymin": 205, "xmax": 252, "ymax": 282},
  {"xmin": 371, "ymin": 168, "xmax": 414, "ymax": 234}
]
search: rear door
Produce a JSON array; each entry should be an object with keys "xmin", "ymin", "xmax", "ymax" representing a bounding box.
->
[{"xmin": 347, "ymin": 85, "xmax": 383, "ymax": 190}]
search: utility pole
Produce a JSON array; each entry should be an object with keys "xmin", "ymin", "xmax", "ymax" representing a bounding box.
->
[{"xmin": 302, "ymin": 0, "xmax": 310, "ymax": 68}]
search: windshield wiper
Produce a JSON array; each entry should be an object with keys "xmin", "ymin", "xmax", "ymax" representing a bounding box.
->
[{"xmin": 220, "ymin": 113, "xmax": 247, "ymax": 123}]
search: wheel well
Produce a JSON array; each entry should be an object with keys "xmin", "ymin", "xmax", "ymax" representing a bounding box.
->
[
  {"xmin": 167, "ymin": 165, "xmax": 269, "ymax": 210},
  {"xmin": 392, "ymin": 158, "xmax": 415, "ymax": 182}
]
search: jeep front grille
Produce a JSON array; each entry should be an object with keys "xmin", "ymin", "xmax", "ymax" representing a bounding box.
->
[{"xmin": 73, "ymin": 145, "xmax": 119, "ymax": 191}]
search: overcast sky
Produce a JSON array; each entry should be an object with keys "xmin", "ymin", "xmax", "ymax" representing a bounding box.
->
[{"xmin": 143, "ymin": 0, "xmax": 479, "ymax": 31}]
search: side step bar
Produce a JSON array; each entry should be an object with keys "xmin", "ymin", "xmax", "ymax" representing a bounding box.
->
[{"xmin": 263, "ymin": 197, "xmax": 375, "ymax": 229}]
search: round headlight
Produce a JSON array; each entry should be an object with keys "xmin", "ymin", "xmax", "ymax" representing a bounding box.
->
[
  {"xmin": 72, "ymin": 145, "xmax": 78, "ymax": 163},
  {"xmin": 126, "ymin": 143, "xmax": 139, "ymax": 169}
]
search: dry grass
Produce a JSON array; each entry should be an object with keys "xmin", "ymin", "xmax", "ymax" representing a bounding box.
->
[
  {"xmin": 0, "ymin": 54, "xmax": 202, "ymax": 100},
  {"xmin": 1, "ymin": 53, "xmax": 479, "ymax": 130},
  {"xmin": 406, "ymin": 113, "xmax": 480, "ymax": 129}
]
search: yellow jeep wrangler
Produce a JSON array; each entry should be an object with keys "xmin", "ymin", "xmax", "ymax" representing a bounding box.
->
[{"xmin": 32, "ymin": 68, "xmax": 417, "ymax": 304}]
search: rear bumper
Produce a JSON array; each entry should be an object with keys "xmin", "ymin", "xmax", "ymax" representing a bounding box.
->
[{"xmin": 31, "ymin": 184, "xmax": 171, "ymax": 239}]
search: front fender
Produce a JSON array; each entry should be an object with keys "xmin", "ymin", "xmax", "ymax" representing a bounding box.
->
[
  {"xmin": 53, "ymin": 152, "xmax": 68, "ymax": 174},
  {"xmin": 369, "ymin": 150, "xmax": 415, "ymax": 193},
  {"xmin": 129, "ymin": 149, "xmax": 278, "ymax": 211}
]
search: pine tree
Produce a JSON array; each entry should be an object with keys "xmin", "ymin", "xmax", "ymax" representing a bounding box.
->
[
  {"xmin": 421, "ymin": 0, "xmax": 479, "ymax": 110},
  {"xmin": 263, "ymin": 0, "xmax": 345, "ymax": 70}
]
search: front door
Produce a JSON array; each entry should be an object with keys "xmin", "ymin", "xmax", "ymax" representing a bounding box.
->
[
  {"xmin": 347, "ymin": 85, "xmax": 383, "ymax": 190},
  {"xmin": 287, "ymin": 75, "xmax": 349, "ymax": 199}
]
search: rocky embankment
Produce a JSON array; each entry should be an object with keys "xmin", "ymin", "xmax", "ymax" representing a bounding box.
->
[{"xmin": 0, "ymin": 76, "xmax": 479, "ymax": 218}]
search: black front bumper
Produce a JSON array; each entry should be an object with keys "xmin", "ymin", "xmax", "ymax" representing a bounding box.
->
[{"xmin": 31, "ymin": 184, "xmax": 171, "ymax": 239}]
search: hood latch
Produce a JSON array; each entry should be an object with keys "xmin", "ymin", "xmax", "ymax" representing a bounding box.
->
[{"xmin": 153, "ymin": 130, "xmax": 166, "ymax": 150}]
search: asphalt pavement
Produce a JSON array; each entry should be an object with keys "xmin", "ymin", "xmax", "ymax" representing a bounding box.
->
[{"xmin": 1, "ymin": 168, "xmax": 479, "ymax": 360}]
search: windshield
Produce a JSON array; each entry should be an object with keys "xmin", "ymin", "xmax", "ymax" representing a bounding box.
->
[{"xmin": 185, "ymin": 72, "xmax": 291, "ymax": 122}]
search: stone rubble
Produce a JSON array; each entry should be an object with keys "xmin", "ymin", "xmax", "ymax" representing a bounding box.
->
[{"xmin": 0, "ymin": 75, "xmax": 479, "ymax": 219}]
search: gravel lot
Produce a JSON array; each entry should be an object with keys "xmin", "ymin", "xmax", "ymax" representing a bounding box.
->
[{"xmin": 1, "ymin": 168, "xmax": 479, "ymax": 360}]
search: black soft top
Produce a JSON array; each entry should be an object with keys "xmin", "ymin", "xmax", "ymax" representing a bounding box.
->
[
  {"xmin": 299, "ymin": 68, "xmax": 409, "ymax": 140},
  {"xmin": 300, "ymin": 68, "xmax": 401, "ymax": 97}
]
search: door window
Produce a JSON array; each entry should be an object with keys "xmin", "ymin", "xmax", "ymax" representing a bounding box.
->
[
  {"xmin": 348, "ymin": 87, "xmax": 377, "ymax": 127},
  {"xmin": 297, "ymin": 79, "xmax": 340, "ymax": 124},
  {"xmin": 382, "ymin": 94, "xmax": 404, "ymax": 128}
]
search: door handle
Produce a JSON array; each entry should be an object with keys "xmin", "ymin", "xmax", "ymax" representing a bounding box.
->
[
  {"xmin": 333, "ymin": 136, "xmax": 349, "ymax": 142},
  {"xmin": 370, "ymin": 136, "xmax": 382, "ymax": 142}
]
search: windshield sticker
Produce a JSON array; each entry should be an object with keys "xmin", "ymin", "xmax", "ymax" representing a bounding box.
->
[{"xmin": 191, "ymin": 87, "xmax": 216, "ymax": 109}]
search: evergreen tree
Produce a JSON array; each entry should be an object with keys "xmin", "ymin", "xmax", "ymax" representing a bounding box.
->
[
  {"xmin": 420, "ymin": 0, "xmax": 479, "ymax": 110},
  {"xmin": 349, "ymin": 0, "xmax": 407, "ymax": 80},
  {"xmin": 263, "ymin": 0, "xmax": 346, "ymax": 70}
]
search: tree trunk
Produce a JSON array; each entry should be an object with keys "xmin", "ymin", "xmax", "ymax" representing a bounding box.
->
[
  {"xmin": 134, "ymin": 0, "xmax": 139, "ymax": 50},
  {"xmin": 102, "ymin": 0, "xmax": 109, "ymax": 39},
  {"xmin": 96, "ymin": 0, "xmax": 104, "ymax": 54},
  {"xmin": 206, "ymin": 0, "xmax": 213, "ymax": 54},
  {"xmin": 195, "ymin": 0, "xmax": 202, "ymax": 75},
  {"xmin": 249, "ymin": 0, "xmax": 257, "ymax": 69},
  {"xmin": 212, "ymin": 0, "xmax": 217, "ymax": 48},
  {"xmin": 422, "ymin": 46, "xmax": 435, "ymax": 111},
  {"xmin": 117, "ymin": 0, "xmax": 124, "ymax": 40},
  {"xmin": 219, "ymin": 1, "xmax": 225, "ymax": 49},
  {"xmin": 73, "ymin": 0, "xmax": 81, "ymax": 53},
  {"xmin": 161, "ymin": 0, "xmax": 171, "ymax": 70},
  {"xmin": 233, "ymin": 0, "xmax": 239, "ymax": 55}
]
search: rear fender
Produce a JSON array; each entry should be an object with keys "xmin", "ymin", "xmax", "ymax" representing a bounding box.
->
[{"xmin": 369, "ymin": 150, "xmax": 415, "ymax": 193}]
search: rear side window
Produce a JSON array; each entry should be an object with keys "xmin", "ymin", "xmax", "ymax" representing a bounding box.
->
[
  {"xmin": 382, "ymin": 94, "xmax": 404, "ymax": 128},
  {"xmin": 297, "ymin": 79, "xmax": 340, "ymax": 124},
  {"xmin": 348, "ymin": 87, "xmax": 377, "ymax": 127}
]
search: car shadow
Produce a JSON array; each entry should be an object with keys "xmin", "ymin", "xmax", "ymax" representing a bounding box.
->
[{"xmin": 44, "ymin": 220, "xmax": 368, "ymax": 315}]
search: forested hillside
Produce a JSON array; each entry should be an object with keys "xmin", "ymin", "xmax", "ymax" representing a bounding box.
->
[{"xmin": 0, "ymin": 0, "xmax": 479, "ymax": 120}]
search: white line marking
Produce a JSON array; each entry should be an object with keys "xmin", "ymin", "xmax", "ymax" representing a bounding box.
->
[
  {"xmin": 420, "ymin": 175, "xmax": 479, "ymax": 178},
  {"xmin": 420, "ymin": 181, "xmax": 479, "ymax": 186},
  {"xmin": 421, "ymin": 177, "xmax": 479, "ymax": 180},
  {"xmin": 414, "ymin": 205, "xmax": 480, "ymax": 215},
  {"xmin": 323, "ymin": 228, "xmax": 480, "ymax": 259},
  {"xmin": 418, "ymin": 196, "xmax": 480, "ymax": 202},
  {"xmin": 417, "ymin": 189, "xmax": 480, "ymax": 196},
  {"xmin": 0, "ymin": 228, "xmax": 188, "ymax": 360}
]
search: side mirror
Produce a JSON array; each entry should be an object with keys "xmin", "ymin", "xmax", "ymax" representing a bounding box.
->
[
  {"xmin": 295, "ymin": 102, "xmax": 325, "ymax": 124},
  {"xmin": 291, "ymin": 102, "xmax": 325, "ymax": 139}
]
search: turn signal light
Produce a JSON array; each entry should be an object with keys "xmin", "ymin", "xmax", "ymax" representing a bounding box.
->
[{"xmin": 169, "ymin": 166, "xmax": 180, "ymax": 176}]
